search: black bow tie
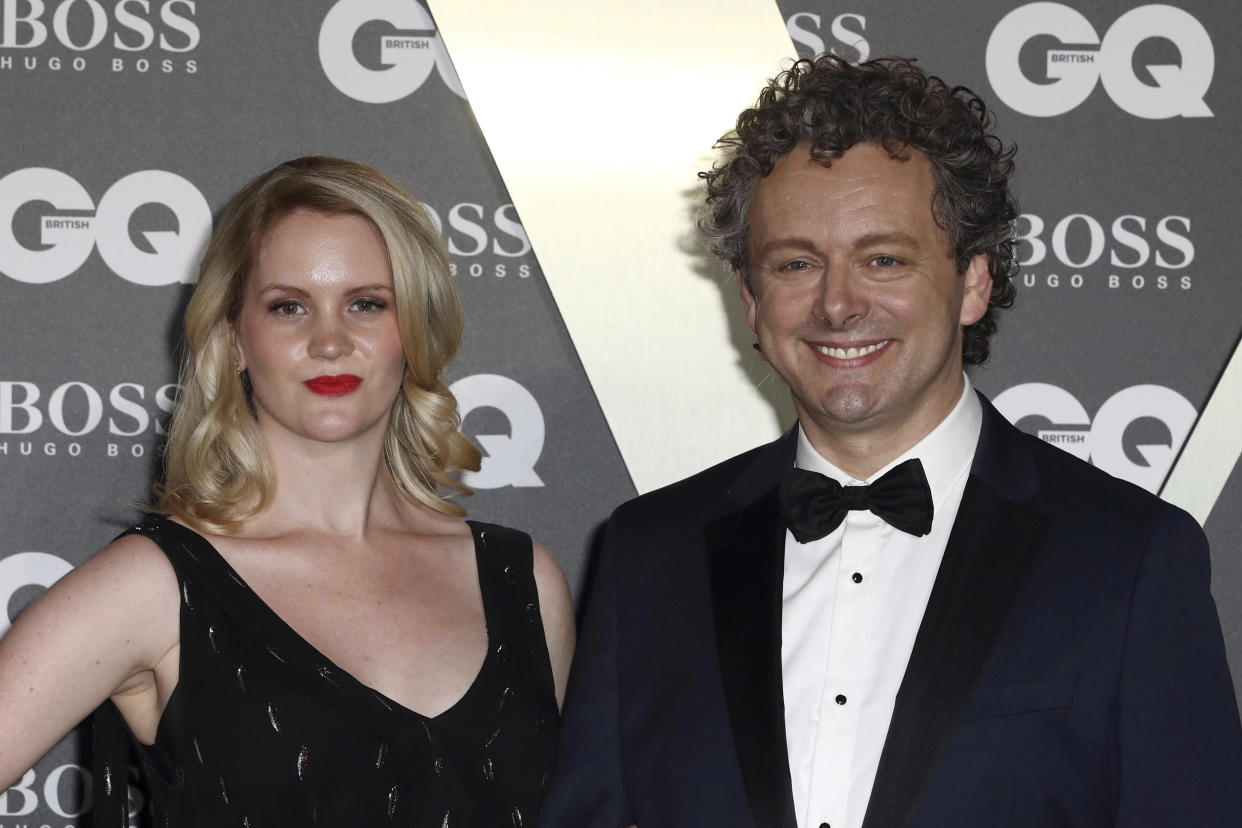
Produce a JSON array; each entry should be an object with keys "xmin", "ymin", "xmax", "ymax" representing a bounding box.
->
[{"xmin": 779, "ymin": 457, "xmax": 934, "ymax": 542}]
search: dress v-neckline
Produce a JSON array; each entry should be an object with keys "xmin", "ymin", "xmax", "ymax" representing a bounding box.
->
[{"xmin": 156, "ymin": 516, "xmax": 496, "ymax": 726}]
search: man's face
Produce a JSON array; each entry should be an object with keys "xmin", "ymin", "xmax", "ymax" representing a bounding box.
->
[{"xmin": 741, "ymin": 143, "xmax": 991, "ymax": 463}]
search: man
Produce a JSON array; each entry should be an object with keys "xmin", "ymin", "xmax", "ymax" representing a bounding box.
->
[{"xmin": 540, "ymin": 56, "xmax": 1242, "ymax": 828}]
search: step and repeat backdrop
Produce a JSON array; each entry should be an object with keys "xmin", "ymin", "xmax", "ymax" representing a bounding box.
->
[{"xmin": 1, "ymin": 0, "xmax": 1238, "ymax": 823}]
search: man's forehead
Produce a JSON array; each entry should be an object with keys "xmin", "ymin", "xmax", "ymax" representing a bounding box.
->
[
  {"xmin": 762, "ymin": 142, "xmax": 931, "ymax": 187},
  {"xmin": 751, "ymin": 145, "xmax": 937, "ymax": 225}
]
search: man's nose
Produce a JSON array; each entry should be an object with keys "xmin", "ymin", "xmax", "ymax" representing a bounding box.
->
[{"xmin": 815, "ymin": 267, "xmax": 867, "ymax": 327}]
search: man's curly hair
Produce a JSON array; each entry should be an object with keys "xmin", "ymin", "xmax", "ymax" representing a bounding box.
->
[{"xmin": 699, "ymin": 55, "xmax": 1018, "ymax": 365}]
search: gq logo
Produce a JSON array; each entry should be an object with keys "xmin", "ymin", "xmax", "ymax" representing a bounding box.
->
[
  {"xmin": 0, "ymin": 551, "xmax": 72, "ymax": 638},
  {"xmin": 994, "ymin": 383, "xmax": 1196, "ymax": 493},
  {"xmin": 451, "ymin": 374, "xmax": 544, "ymax": 490},
  {"xmin": 0, "ymin": 168, "xmax": 211, "ymax": 285},
  {"xmin": 986, "ymin": 3, "xmax": 1213, "ymax": 118},
  {"xmin": 319, "ymin": 0, "xmax": 464, "ymax": 103}
]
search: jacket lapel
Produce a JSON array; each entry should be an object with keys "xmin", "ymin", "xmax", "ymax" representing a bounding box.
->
[
  {"xmin": 705, "ymin": 430, "xmax": 798, "ymax": 828},
  {"xmin": 862, "ymin": 395, "xmax": 1049, "ymax": 828}
]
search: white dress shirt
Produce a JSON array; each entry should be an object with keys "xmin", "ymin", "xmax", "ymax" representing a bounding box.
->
[{"xmin": 781, "ymin": 378, "xmax": 982, "ymax": 828}]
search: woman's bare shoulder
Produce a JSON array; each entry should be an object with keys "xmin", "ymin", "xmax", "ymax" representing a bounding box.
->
[
  {"xmin": 528, "ymin": 538, "xmax": 574, "ymax": 705},
  {"xmin": 69, "ymin": 530, "xmax": 182, "ymax": 650},
  {"xmin": 529, "ymin": 539, "xmax": 569, "ymax": 594},
  {"xmin": 0, "ymin": 528, "xmax": 180, "ymax": 788},
  {"xmin": 78, "ymin": 528, "xmax": 179, "ymax": 593}
]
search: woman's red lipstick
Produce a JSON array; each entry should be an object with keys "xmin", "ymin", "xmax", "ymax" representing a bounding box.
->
[{"xmin": 304, "ymin": 374, "xmax": 362, "ymax": 396}]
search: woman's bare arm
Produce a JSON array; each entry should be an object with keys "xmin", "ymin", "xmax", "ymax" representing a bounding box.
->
[{"xmin": 0, "ymin": 534, "xmax": 179, "ymax": 788}]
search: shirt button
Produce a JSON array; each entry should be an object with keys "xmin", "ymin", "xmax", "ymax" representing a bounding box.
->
[
  {"xmin": 819, "ymin": 823, "xmax": 831, "ymax": 828},
  {"xmin": 851, "ymin": 572, "xmax": 863, "ymax": 583},
  {"xmin": 835, "ymin": 694, "xmax": 847, "ymax": 705}
]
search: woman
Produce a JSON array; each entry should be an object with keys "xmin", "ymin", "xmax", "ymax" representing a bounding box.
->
[{"xmin": 0, "ymin": 157, "xmax": 574, "ymax": 826}]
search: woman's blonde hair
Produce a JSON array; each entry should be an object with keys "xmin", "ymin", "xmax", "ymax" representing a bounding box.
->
[{"xmin": 156, "ymin": 156, "xmax": 481, "ymax": 531}]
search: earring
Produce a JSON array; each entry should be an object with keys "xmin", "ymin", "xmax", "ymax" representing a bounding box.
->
[{"xmin": 234, "ymin": 364, "xmax": 243, "ymax": 376}]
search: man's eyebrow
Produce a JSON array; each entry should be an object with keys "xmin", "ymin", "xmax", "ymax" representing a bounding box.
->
[
  {"xmin": 752, "ymin": 236, "xmax": 819, "ymax": 257},
  {"xmin": 753, "ymin": 231, "xmax": 926, "ymax": 257},
  {"xmin": 853, "ymin": 231, "xmax": 923, "ymax": 248}
]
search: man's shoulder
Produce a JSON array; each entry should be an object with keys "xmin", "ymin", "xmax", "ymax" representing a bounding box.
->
[
  {"xmin": 609, "ymin": 433, "xmax": 789, "ymax": 529},
  {"xmin": 994, "ymin": 410, "xmax": 1201, "ymax": 540}
]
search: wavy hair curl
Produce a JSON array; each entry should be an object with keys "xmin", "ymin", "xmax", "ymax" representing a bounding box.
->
[
  {"xmin": 156, "ymin": 156, "xmax": 481, "ymax": 532},
  {"xmin": 700, "ymin": 55, "xmax": 1018, "ymax": 364}
]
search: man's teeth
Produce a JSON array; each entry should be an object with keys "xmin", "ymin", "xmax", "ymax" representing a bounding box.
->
[{"xmin": 815, "ymin": 340, "xmax": 888, "ymax": 359}]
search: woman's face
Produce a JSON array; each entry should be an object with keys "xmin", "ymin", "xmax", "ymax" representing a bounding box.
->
[{"xmin": 233, "ymin": 208, "xmax": 406, "ymax": 450}]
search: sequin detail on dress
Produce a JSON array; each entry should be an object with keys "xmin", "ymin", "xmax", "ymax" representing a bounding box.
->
[{"xmin": 97, "ymin": 517, "xmax": 559, "ymax": 828}]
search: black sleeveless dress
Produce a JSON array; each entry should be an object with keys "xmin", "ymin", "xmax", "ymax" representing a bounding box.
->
[{"xmin": 92, "ymin": 516, "xmax": 559, "ymax": 828}]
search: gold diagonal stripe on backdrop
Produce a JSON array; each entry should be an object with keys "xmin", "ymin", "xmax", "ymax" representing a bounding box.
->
[
  {"xmin": 1161, "ymin": 337, "xmax": 1242, "ymax": 526},
  {"xmin": 432, "ymin": 0, "xmax": 795, "ymax": 494}
]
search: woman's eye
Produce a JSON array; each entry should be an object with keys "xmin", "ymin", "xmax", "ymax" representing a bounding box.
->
[
  {"xmin": 351, "ymin": 297, "xmax": 386, "ymax": 313},
  {"xmin": 269, "ymin": 300, "xmax": 304, "ymax": 316}
]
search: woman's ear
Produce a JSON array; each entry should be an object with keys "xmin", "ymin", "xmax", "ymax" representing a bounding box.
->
[{"xmin": 230, "ymin": 325, "xmax": 246, "ymax": 374}]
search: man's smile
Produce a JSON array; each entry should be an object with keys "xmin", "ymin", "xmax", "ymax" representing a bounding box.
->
[{"xmin": 810, "ymin": 339, "xmax": 892, "ymax": 360}]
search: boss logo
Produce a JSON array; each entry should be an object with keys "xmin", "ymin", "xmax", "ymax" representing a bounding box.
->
[
  {"xmin": 1017, "ymin": 213, "xmax": 1193, "ymax": 270},
  {"xmin": 1, "ymin": 763, "xmax": 142, "ymax": 821},
  {"xmin": 993, "ymin": 383, "xmax": 1196, "ymax": 493},
  {"xmin": 785, "ymin": 11, "xmax": 870, "ymax": 62},
  {"xmin": 0, "ymin": 381, "xmax": 177, "ymax": 436},
  {"xmin": 451, "ymin": 374, "xmax": 544, "ymax": 490},
  {"xmin": 0, "ymin": 0, "xmax": 198, "ymax": 52},
  {"xmin": 986, "ymin": 3, "xmax": 1213, "ymax": 118},
  {"xmin": 0, "ymin": 168, "xmax": 211, "ymax": 285},
  {"xmin": 318, "ymin": 0, "xmax": 463, "ymax": 104},
  {"xmin": 422, "ymin": 202, "xmax": 531, "ymax": 259}
]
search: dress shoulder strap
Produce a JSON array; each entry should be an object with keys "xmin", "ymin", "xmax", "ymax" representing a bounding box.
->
[
  {"xmin": 468, "ymin": 521, "xmax": 556, "ymax": 702},
  {"xmin": 470, "ymin": 521, "xmax": 535, "ymax": 625},
  {"xmin": 115, "ymin": 515, "xmax": 210, "ymax": 582}
]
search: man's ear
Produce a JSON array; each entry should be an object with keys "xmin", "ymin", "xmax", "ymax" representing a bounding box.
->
[
  {"xmin": 959, "ymin": 254, "xmax": 992, "ymax": 326},
  {"xmin": 739, "ymin": 271, "xmax": 759, "ymax": 335}
]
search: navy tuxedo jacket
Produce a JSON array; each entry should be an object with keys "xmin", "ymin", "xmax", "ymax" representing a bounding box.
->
[{"xmin": 540, "ymin": 395, "xmax": 1242, "ymax": 827}]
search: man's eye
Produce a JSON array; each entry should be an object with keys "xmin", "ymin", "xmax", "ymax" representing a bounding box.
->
[
  {"xmin": 781, "ymin": 259, "xmax": 811, "ymax": 272},
  {"xmin": 871, "ymin": 255, "xmax": 899, "ymax": 267}
]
